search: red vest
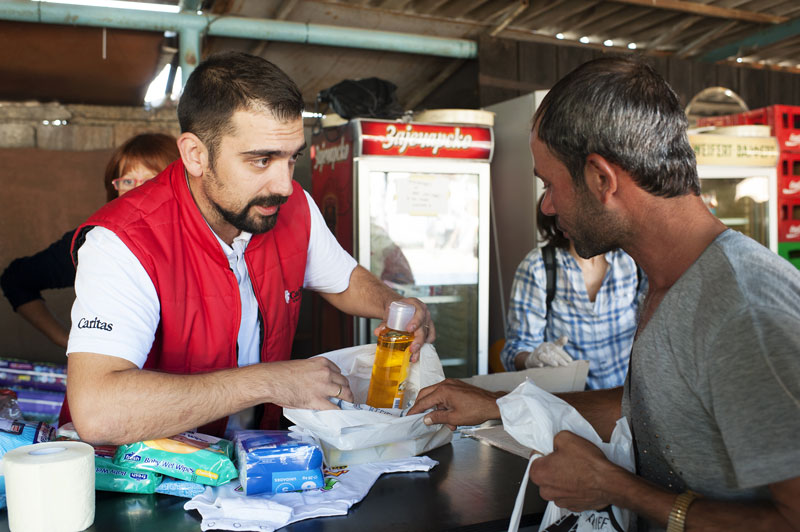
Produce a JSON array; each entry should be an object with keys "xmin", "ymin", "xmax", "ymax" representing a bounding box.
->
[{"xmin": 61, "ymin": 159, "xmax": 310, "ymax": 436}]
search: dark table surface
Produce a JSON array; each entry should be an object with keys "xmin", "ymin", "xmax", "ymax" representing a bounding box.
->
[{"xmin": 0, "ymin": 434, "xmax": 545, "ymax": 532}]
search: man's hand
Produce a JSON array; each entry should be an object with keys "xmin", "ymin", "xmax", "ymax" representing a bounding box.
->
[
  {"xmin": 264, "ymin": 357, "xmax": 354, "ymax": 410},
  {"xmin": 530, "ymin": 430, "xmax": 624, "ymax": 512},
  {"xmin": 373, "ymin": 296, "xmax": 435, "ymax": 362},
  {"xmin": 406, "ymin": 378, "xmax": 502, "ymax": 429}
]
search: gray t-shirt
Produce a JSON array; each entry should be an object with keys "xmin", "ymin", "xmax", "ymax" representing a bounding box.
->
[{"xmin": 622, "ymin": 230, "xmax": 800, "ymax": 531}]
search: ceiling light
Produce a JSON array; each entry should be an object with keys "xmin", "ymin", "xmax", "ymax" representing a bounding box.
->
[
  {"xmin": 579, "ymin": 36, "xmax": 590, "ymax": 44},
  {"xmin": 144, "ymin": 64, "xmax": 183, "ymax": 107},
  {"xmin": 603, "ymin": 39, "xmax": 613, "ymax": 47},
  {"xmin": 627, "ymin": 42, "xmax": 637, "ymax": 50},
  {"xmin": 736, "ymin": 57, "xmax": 743, "ymax": 63},
  {"xmin": 33, "ymin": 0, "xmax": 180, "ymax": 12},
  {"xmin": 556, "ymin": 33, "xmax": 565, "ymax": 40},
  {"xmin": 302, "ymin": 112, "xmax": 324, "ymax": 119}
]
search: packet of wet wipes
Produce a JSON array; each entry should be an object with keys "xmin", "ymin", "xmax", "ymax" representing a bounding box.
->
[
  {"xmin": 154, "ymin": 477, "xmax": 207, "ymax": 499},
  {"xmin": 113, "ymin": 431, "xmax": 237, "ymax": 486},
  {"xmin": 234, "ymin": 430, "xmax": 324, "ymax": 495},
  {"xmin": 95, "ymin": 453, "xmax": 162, "ymax": 494}
]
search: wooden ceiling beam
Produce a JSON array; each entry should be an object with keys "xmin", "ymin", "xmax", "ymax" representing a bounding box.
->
[
  {"xmin": 490, "ymin": 0, "xmax": 530, "ymax": 37},
  {"xmin": 514, "ymin": 0, "xmax": 570, "ymax": 26},
  {"xmin": 576, "ymin": 6, "xmax": 650, "ymax": 36},
  {"xmin": 701, "ymin": 16, "xmax": 800, "ymax": 61},
  {"xmin": 608, "ymin": 0, "xmax": 787, "ymax": 24},
  {"xmin": 677, "ymin": 20, "xmax": 738, "ymax": 57},
  {"xmin": 379, "ymin": 0, "xmax": 415, "ymax": 10},
  {"xmin": 647, "ymin": 14, "xmax": 701, "ymax": 50},
  {"xmin": 568, "ymin": 3, "xmax": 628, "ymax": 33}
]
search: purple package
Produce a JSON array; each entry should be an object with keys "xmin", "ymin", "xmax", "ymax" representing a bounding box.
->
[{"xmin": 0, "ymin": 358, "xmax": 67, "ymax": 393}]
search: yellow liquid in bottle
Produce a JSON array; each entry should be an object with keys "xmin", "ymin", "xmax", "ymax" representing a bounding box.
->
[{"xmin": 366, "ymin": 329, "xmax": 413, "ymax": 409}]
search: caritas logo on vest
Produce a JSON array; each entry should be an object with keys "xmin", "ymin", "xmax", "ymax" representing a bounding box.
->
[{"xmin": 285, "ymin": 288, "xmax": 302, "ymax": 304}]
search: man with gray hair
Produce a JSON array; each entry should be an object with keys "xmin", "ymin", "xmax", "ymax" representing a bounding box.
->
[
  {"xmin": 410, "ymin": 57, "xmax": 800, "ymax": 531},
  {"xmin": 63, "ymin": 52, "xmax": 435, "ymax": 445}
]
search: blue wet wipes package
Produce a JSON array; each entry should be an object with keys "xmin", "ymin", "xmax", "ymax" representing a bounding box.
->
[
  {"xmin": 155, "ymin": 477, "xmax": 207, "ymax": 499},
  {"xmin": 234, "ymin": 430, "xmax": 324, "ymax": 495}
]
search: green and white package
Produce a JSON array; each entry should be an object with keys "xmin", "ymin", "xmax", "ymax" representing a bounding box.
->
[
  {"xmin": 95, "ymin": 454, "xmax": 162, "ymax": 494},
  {"xmin": 113, "ymin": 431, "xmax": 237, "ymax": 486}
]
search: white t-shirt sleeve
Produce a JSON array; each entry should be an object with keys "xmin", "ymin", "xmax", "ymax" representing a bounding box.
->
[
  {"xmin": 67, "ymin": 226, "xmax": 160, "ymax": 369},
  {"xmin": 302, "ymin": 189, "xmax": 357, "ymax": 293}
]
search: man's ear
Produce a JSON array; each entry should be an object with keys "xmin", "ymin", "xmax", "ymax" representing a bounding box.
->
[
  {"xmin": 177, "ymin": 132, "xmax": 208, "ymax": 178},
  {"xmin": 584, "ymin": 154, "xmax": 619, "ymax": 204}
]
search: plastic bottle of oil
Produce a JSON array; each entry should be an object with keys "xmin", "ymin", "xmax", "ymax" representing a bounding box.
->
[{"xmin": 366, "ymin": 301, "xmax": 415, "ymax": 409}]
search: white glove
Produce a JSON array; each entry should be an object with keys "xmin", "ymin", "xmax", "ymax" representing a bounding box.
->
[{"xmin": 523, "ymin": 336, "xmax": 573, "ymax": 368}]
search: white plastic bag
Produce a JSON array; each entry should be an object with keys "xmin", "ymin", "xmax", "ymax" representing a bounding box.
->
[
  {"xmin": 283, "ymin": 343, "xmax": 452, "ymax": 466},
  {"xmin": 498, "ymin": 380, "xmax": 634, "ymax": 532}
]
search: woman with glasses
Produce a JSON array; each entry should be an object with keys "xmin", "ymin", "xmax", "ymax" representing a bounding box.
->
[{"xmin": 0, "ymin": 133, "xmax": 178, "ymax": 348}]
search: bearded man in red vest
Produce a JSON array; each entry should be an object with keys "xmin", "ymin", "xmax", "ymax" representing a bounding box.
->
[{"xmin": 63, "ymin": 52, "xmax": 435, "ymax": 445}]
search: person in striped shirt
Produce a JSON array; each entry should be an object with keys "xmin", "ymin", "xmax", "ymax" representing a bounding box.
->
[{"xmin": 500, "ymin": 195, "xmax": 646, "ymax": 389}]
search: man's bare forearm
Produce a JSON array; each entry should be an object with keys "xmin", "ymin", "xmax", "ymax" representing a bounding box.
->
[
  {"xmin": 320, "ymin": 265, "xmax": 399, "ymax": 318},
  {"xmin": 70, "ymin": 362, "xmax": 271, "ymax": 444},
  {"xmin": 557, "ymin": 386, "xmax": 623, "ymax": 441},
  {"xmin": 609, "ymin": 467, "xmax": 796, "ymax": 531},
  {"xmin": 68, "ymin": 353, "xmax": 350, "ymax": 445}
]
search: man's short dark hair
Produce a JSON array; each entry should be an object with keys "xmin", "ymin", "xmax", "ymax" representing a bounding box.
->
[
  {"xmin": 177, "ymin": 52, "xmax": 304, "ymax": 164},
  {"xmin": 533, "ymin": 56, "xmax": 699, "ymax": 198}
]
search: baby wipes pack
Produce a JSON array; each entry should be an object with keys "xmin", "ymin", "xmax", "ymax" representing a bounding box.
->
[
  {"xmin": 234, "ymin": 430, "xmax": 324, "ymax": 495},
  {"xmin": 113, "ymin": 431, "xmax": 237, "ymax": 486},
  {"xmin": 56, "ymin": 424, "xmax": 164, "ymax": 494},
  {"xmin": 154, "ymin": 477, "xmax": 207, "ymax": 499},
  {"xmin": 94, "ymin": 445, "xmax": 162, "ymax": 494}
]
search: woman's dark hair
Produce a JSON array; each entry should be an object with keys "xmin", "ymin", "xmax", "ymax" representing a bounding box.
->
[
  {"xmin": 536, "ymin": 194, "xmax": 569, "ymax": 250},
  {"xmin": 103, "ymin": 133, "xmax": 179, "ymax": 202}
]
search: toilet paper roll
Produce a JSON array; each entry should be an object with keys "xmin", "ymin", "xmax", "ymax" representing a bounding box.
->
[{"xmin": 4, "ymin": 441, "xmax": 95, "ymax": 532}]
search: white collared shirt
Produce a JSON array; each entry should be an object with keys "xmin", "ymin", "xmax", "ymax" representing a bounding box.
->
[{"xmin": 67, "ymin": 189, "xmax": 357, "ymax": 369}]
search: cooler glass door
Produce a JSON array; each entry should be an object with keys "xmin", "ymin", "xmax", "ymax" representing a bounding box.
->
[
  {"xmin": 354, "ymin": 158, "xmax": 489, "ymax": 377},
  {"xmin": 698, "ymin": 165, "xmax": 778, "ymax": 252}
]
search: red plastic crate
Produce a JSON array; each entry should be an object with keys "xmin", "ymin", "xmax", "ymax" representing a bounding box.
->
[
  {"xmin": 765, "ymin": 105, "xmax": 800, "ymax": 152},
  {"xmin": 779, "ymin": 197, "xmax": 800, "ymax": 242},
  {"xmin": 696, "ymin": 115, "xmax": 734, "ymax": 127},
  {"xmin": 737, "ymin": 108, "xmax": 768, "ymax": 126},
  {"xmin": 779, "ymin": 152, "xmax": 800, "ymax": 201}
]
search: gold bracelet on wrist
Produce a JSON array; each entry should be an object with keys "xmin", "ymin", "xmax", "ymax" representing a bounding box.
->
[{"xmin": 666, "ymin": 490, "xmax": 699, "ymax": 532}]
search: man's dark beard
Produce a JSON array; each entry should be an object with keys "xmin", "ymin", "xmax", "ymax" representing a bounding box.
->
[
  {"xmin": 213, "ymin": 195, "xmax": 288, "ymax": 234},
  {"xmin": 568, "ymin": 186, "xmax": 624, "ymax": 259}
]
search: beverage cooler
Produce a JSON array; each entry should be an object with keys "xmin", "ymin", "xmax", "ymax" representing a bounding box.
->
[
  {"xmin": 690, "ymin": 129, "xmax": 779, "ymax": 252},
  {"xmin": 311, "ymin": 117, "xmax": 494, "ymax": 377}
]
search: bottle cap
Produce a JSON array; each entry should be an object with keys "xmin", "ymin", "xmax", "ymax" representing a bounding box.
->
[{"xmin": 386, "ymin": 301, "xmax": 415, "ymax": 332}]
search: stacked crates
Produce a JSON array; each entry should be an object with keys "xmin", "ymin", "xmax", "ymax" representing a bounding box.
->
[{"xmin": 698, "ymin": 106, "xmax": 800, "ymax": 269}]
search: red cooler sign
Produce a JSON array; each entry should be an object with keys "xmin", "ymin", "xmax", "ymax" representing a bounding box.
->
[{"xmin": 359, "ymin": 121, "xmax": 492, "ymax": 160}]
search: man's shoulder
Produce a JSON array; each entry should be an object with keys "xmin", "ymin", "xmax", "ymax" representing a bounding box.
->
[{"xmin": 699, "ymin": 230, "xmax": 800, "ymax": 313}]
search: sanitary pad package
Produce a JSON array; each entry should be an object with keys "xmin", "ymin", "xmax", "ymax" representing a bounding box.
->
[
  {"xmin": 114, "ymin": 431, "xmax": 237, "ymax": 486},
  {"xmin": 234, "ymin": 430, "xmax": 324, "ymax": 495}
]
